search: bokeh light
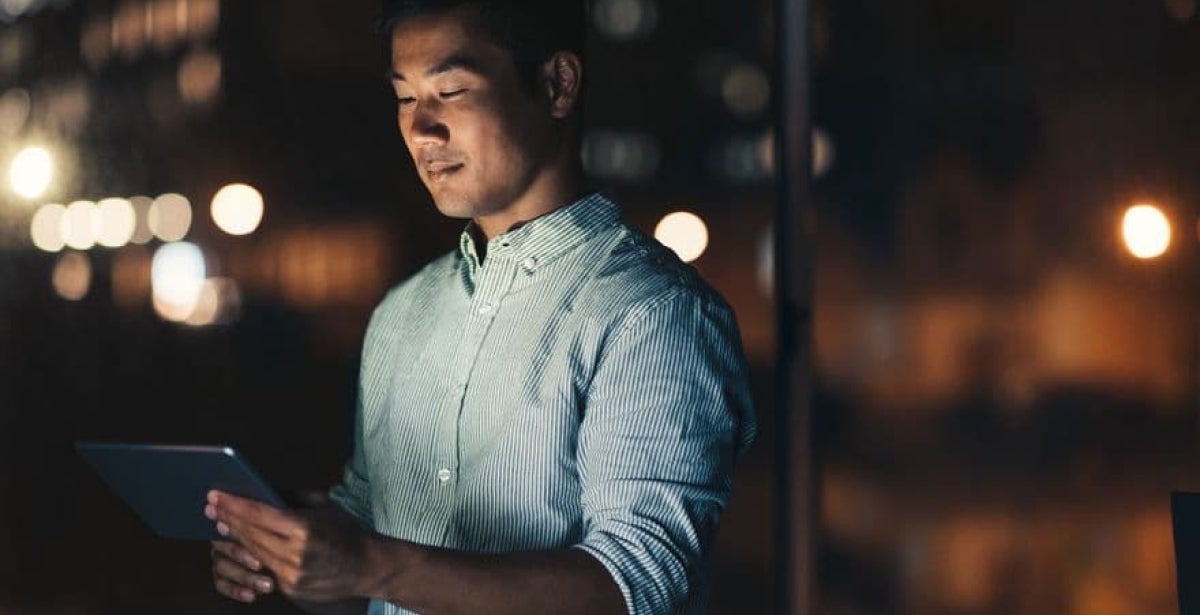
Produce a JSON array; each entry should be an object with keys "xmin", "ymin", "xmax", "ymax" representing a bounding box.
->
[
  {"xmin": 187, "ymin": 0, "xmax": 221, "ymax": 41},
  {"xmin": 60, "ymin": 200, "xmax": 98, "ymax": 250},
  {"xmin": 128, "ymin": 195, "xmax": 154, "ymax": 244},
  {"xmin": 592, "ymin": 0, "xmax": 657, "ymax": 40},
  {"xmin": 80, "ymin": 18, "xmax": 111, "ymax": 69},
  {"xmin": 148, "ymin": 0, "xmax": 183, "ymax": 52},
  {"xmin": 0, "ymin": 87, "xmax": 30, "ymax": 136},
  {"xmin": 151, "ymin": 241, "xmax": 206, "ymax": 321},
  {"xmin": 112, "ymin": 245, "xmax": 151, "ymax": 310},
  {"xmin": 113, "ymin": 1, "xmax": 147, "ymax": 61},
  {"xmin": 51, "ymin": 251, "xmax": 91, "ymax": 301},
  {"xmin": 1122, "ymin": 204, "xmax": 1171, "ymax": 259},
  {"xmin": 185, "ymin": 277, "xmax": 241, "ymax": 327},
  {"xmin": 178, "ymin": 48, "xmax": 221, "ymax": 105},
  {"xmin": 812, "ymin": 127, "xmax": 836, "ymax": 178},
  {"xmin": 721, "ymin": 62, "xmax": 770, "ymax": 119},
  {"xmin": 45, "ymin": 79, "xmax": 91, "ymax": 137},
  {"xmin": 29, "ymin": 203, "xmax": 65, "ymax": 252},
  {"xmin": 148, "ymin": 192, "xmax": 192, "ymax": 241},
  {"xmin": 581, "ymin": 131, "xmax": 660, "ymax": 181},
  {"xmin": 211, "ymin": 182, "xmax": 264, "ymax": 235},
  {"xmin": 9, "ymin": 145, "xmax": 53, "ymax": 199},
  {"xmin": 654, "ymin": 211, "xmax": 710, "ymax": 263},
  {"xmin": 95, "ymin": 197, "xmax": 136, "ymax": 248},
  {"xmin": 1164, "ymin": 0, "xmax": 1196, "ymax": 21}
]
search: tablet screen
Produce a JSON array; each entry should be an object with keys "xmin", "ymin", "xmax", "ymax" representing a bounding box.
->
[{"xmin": 77, "ymin": 442, "xmax": 286, "ymax": 541}]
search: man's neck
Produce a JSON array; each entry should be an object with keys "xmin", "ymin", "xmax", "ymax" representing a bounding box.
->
[{"xmin": 473, "ymin": 154, "xmax": 585, "ymax": 241}]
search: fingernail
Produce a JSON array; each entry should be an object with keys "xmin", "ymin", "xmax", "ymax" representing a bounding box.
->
[
  {"xmin": 245, "ymin": 557, "xmax": 261, "ymax": 570},
  {"xmin": 256, "ymin": 578, "xmax": 272, "ymax": 592},
  {"xmin": 204, "ymin": 505, "xmax": 216, "ymax": 520},
  {"xmin": 240, "ymin": 589, "xmax": 255, "ymax": 602},
  {"xmin": 207, "ymin": 491, "xmax": 218, "ymax": 504},
  {"xmin": 217, "ymin": 522, "xmax": 229, "ymax": 536}
]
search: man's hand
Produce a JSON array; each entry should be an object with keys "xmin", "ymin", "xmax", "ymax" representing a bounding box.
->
[
  {"xmin": 205, "ymin": 490, "xmax": 377, "ymax": 602},
  {"xmin": 210, "ymin": 537, "xmax": 275, "ymax": 603}
]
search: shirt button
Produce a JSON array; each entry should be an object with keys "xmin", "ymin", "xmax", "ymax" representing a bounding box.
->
[
  {"xmin": 477, "ymin": 302, "xmax": 494, "ymax": 315},
  {"xmin": 520, "ymin": 257, "xmax": 538, "ymax": 272},
  {"xmin": 436, "ymin": 468, "xmax": 453, "ymax": 483}
]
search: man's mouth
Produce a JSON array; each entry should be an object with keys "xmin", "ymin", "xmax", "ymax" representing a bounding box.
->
[{"xmin": 424, "ymin": 162, "xmax": 463, "ymax": 182}]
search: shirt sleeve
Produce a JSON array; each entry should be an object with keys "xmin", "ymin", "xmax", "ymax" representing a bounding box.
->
[
  {"xmin": 328, "ymin": 390, "xmax": 373, "ymax": 527},
  {"xmin": 329, "ymin": 299, "xmax": 389, "ymax": 528},
  {"xmin": 573, "ymin": 289, "xmax": 756, "ymax": 615}
]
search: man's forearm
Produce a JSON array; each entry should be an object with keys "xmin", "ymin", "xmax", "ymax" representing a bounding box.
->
[{"xmin": 359, "ymin": 537, "xmax": 627, "ymax": 615}]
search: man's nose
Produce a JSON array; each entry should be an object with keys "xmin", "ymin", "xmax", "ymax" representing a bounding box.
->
[{"xmin": 409, "ymin": 100, "xmax": 449, "ymax": 146}]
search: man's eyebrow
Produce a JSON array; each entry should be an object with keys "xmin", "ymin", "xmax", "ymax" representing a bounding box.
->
[{"xmin": 389, "ymin": 55, "xmax": 485, "ymax": 82}]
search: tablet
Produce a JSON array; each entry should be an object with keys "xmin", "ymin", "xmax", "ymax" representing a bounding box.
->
[{"xmin": 76, "ymin": 442, "xmax": 286, "ymax": 541}]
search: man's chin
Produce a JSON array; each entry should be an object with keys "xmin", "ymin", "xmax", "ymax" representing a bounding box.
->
[{"xmin": 428, "ymin": 192, "xmax": 477, "ymax": 220}]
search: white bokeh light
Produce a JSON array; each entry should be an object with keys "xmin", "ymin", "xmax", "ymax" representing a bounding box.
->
[
  {"xmin": 60, "ymin": 200, "xmax": 98, "ymax": 250},
  {"xmin": 96, "ymin": 197, "xmax": 136, "ymax": 248},
  {"xmin": 211, "ymin": 183, "xmax": 264, "ymax": 235},
  {"xmin": 654, "ymin": 211, "xmax": 710, "ymax": 263},
  {"xmin": 30, "ymin": 203, "xmax": 65, "ymax": 252},
  {"xmin": 1122, "ymin": 204, "xmax": 1171, "ymax": 259},
  {"xmin": 151, "ymin": 241, "xmax": 206, "ymax": 321},
  {"xmin": 148, "ymin": 192, "xmax": 192, "ymax": 241},
  {"xmin": 9, "ymin": 145, "xmax": 53, "ymax": 199}
]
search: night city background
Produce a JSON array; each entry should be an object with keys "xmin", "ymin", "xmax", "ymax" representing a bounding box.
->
[{"xmin": 3, "ymin": 0, "xmax": 1200, "ymax": 613}]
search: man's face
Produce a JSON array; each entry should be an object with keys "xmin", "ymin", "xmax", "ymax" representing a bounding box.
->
[{"xmin": 389, "ymin": 10, "xmax": 555, "ymax": 221}]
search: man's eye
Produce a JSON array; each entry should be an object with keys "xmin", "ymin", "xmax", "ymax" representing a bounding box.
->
[
  {"xmin": 397, "ymin": 96, "xmax": 416, "ymax": 107},
  {"xmin": 439, "ymin": 89, "xmax": 466, "ymax": 99}
]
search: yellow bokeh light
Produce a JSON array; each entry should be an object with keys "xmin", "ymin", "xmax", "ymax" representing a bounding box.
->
[
  {"xmin": 185, "ymin": 277, "xmax": 241, "ymax": 327},
  {"xmin": 60, "ymin": 200, "xmax": 98, "ymax": 250},
  {"xmin": 96, "ymin": 197, "xmax": 136, "ymax": 248},
  {"xmin": 30, "ymin": 203, "xmax": 66, "ymax": 252},
  {"xmin": 654, "ymin": 211, "xmax": 709, "ymax": 263},
  {"xmin": 1122, "ymin": 204, "xmax": 1171, "ymax": 259},
  {"xmin": 9, "ymin": 145, "xmax": 53, "ymax": 199},
  {"xmin": 148, "ymin": 192, "xmax": 192, "ymax": 241},
  {"xmin": 178, "ymin": 48, "xmax": 222, "ymax": 105},
  {"xmin": 52, "ymin": 251, "xmax": 91, "ymax": 301},
  {"xmin": 211, "ymin": 182, "xmax": 265, "ymax": 235}
]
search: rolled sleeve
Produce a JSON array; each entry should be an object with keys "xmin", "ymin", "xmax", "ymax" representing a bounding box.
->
[
  {"xmin": 575, "ymin": 289, "xmax": 755, "ymax": 615},
  {"xmin": 329, "ymin": 385, "xmax": 373, "ymax": 527}
]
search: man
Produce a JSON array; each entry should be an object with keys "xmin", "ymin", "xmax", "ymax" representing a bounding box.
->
[{"xmin": 205, "ymin": 1, "xmax": 755, "ymax": 614}]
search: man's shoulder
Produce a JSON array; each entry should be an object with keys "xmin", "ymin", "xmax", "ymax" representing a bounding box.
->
[{"xmin": 578, "ymin": 222, "xmax": 730, "ymax": 324}]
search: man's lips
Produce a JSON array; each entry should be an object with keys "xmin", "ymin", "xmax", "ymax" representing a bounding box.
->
[{"xmin": 423, "ymin": 162, "xmax": 463, "ymax": 181}]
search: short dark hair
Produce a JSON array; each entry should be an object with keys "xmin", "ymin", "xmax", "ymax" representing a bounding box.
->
[{"xmin": 379, "ymin": 0, "xmax": 586, "ymax": 94}]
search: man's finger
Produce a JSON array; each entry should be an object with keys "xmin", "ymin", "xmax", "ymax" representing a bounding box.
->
[
  {"xmin": 211, "ymin": 540, "xmax": 262, "ymax": 571},
  {"xmin": 211, "ymin": 490, "xmax": 297, "ymax": 538},
  {"xmin": 215, "ymin": 577, "xmax": 258, "ymax": 603},
  {"xmin": 214, "ymin": 556, "xmax": 275, "ymax": 594},
  {"xmin": 224, "ymin": 520, "xmax": 298, "ymax": 578}
]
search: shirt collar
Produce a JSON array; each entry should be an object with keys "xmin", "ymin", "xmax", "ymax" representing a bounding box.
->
[{"xmin": 458, "ymin": 192, "xmax": 619, "ymax": 275}]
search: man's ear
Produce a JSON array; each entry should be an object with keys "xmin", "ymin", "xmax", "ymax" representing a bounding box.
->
[{"xmin": 541, "ymin": 51, "xmax": 583, "ymax": 120}]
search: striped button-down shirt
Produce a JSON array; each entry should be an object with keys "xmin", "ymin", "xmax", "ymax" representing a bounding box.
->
[{"xmin": 329, "ymin": 193, "xmax": 756, "ymax": 615}]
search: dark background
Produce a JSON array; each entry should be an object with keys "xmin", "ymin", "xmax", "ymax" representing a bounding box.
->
[{"xmin": 2, "ymin": 0, "xmax": 1200, "ymax": 613}]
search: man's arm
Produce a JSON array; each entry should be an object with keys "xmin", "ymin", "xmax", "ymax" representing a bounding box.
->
[
  {"xmin": 360, "ymin": 539, "xmax": 625, "ymax": 615},
  {"xmin": 210, "ymin": 492, "xmax": 626, "ymax": 615}
]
